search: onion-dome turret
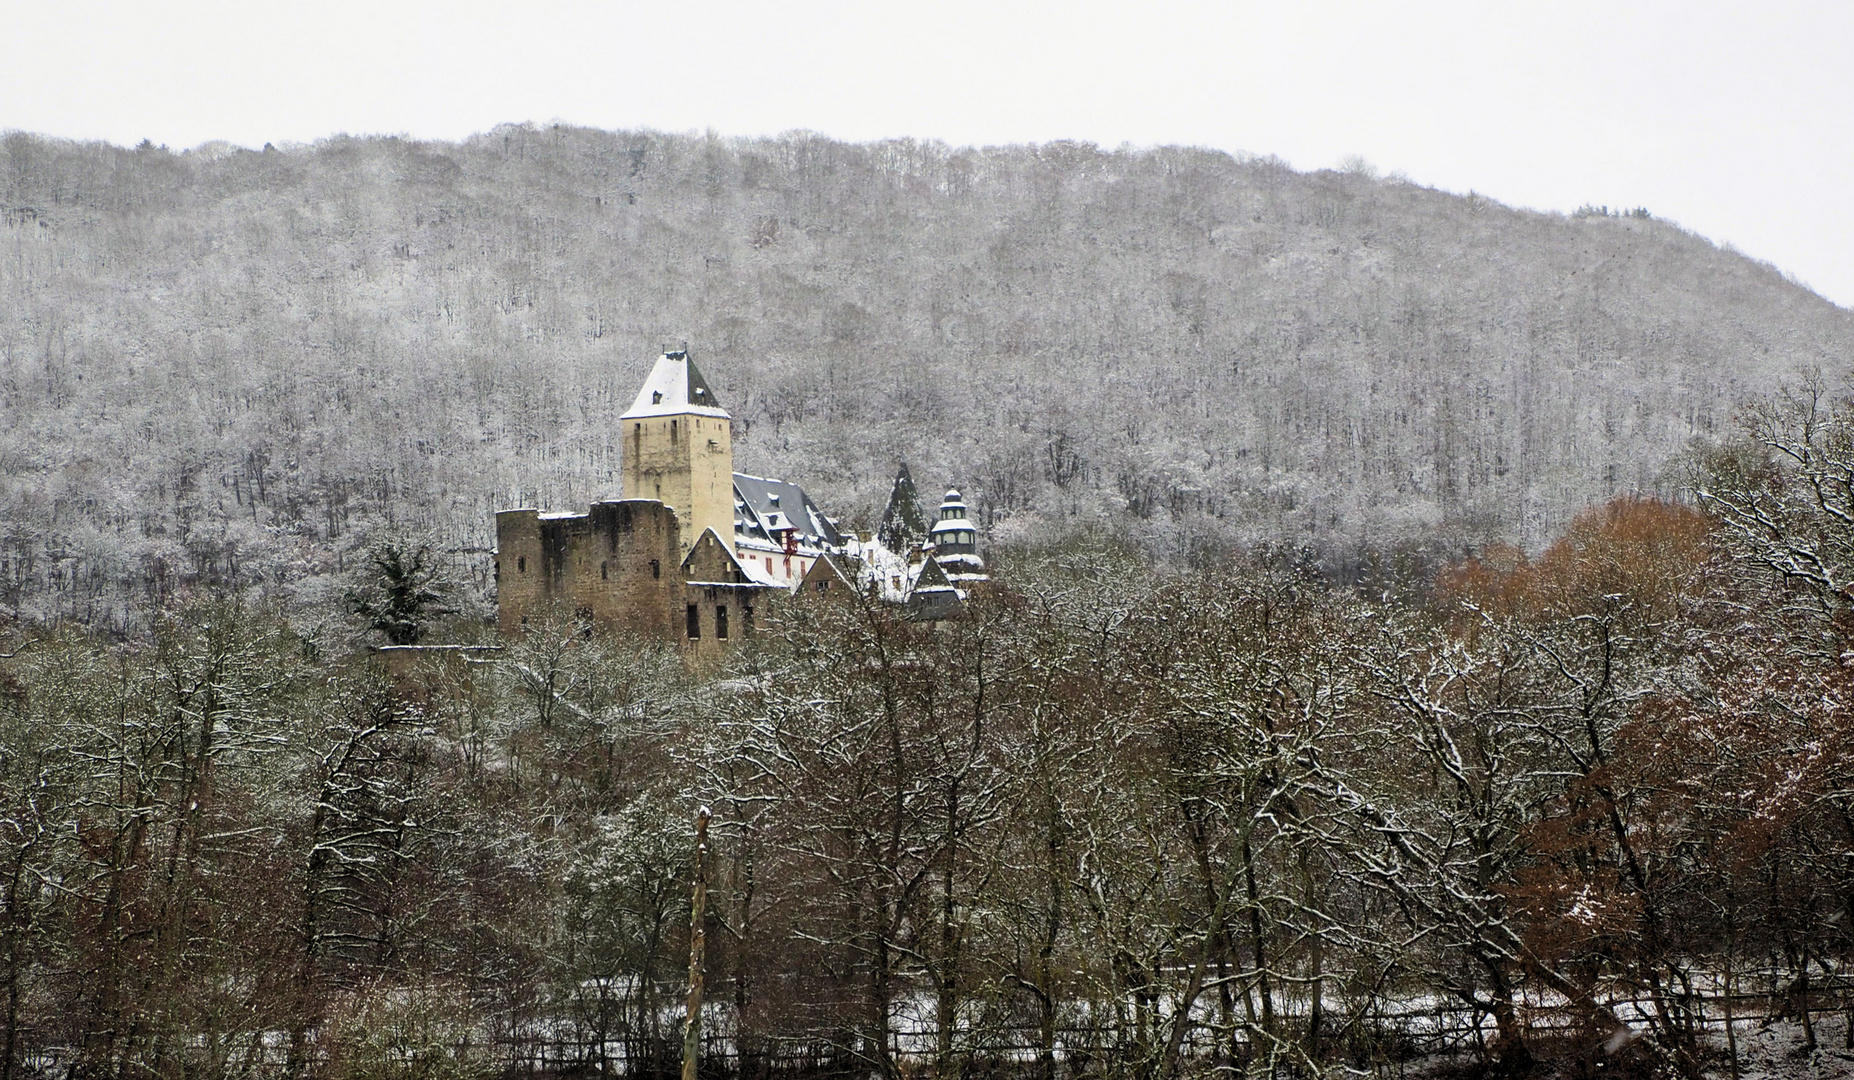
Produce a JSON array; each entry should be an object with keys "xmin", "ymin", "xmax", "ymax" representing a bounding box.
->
[
  {"xmin": 929, "ymin": 489, "xmax": 976, "ymax": 555},
  {"xmin": 928, "ymin": 488, "xmax": 986, "ymax": 591}
]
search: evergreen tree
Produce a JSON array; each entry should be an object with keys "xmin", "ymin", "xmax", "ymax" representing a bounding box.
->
[{"xmin": 345, "ymin": 544, "xmax": 450, "ymax": 646}]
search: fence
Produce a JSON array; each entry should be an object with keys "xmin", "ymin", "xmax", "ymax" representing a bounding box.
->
[{"xmin": 476, "ymin": 974, "xmax": 1854, "ymax": 1078}]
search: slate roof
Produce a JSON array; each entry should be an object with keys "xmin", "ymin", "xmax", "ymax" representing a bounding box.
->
[
  {"xmin": 877, "ymin": 463, "xmax": 929, "ymax": 549},
  {"xmin": 733, "ymin": 473, "xmax": 845, "ymax": 549},
  {"xmin": 905, "ymin": 556, "xmax": 966, "ymax": 621},
  {"xmin": 621, "ymin": 350, "xmax": 729, "ymax": 420}
]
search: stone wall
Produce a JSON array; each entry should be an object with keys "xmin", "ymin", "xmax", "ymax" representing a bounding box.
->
[
  {"xmin": 679, "ymin": 528, "xmax": 777, "ymax": 663},
  {"xmin": 495, "ymin": 500, "xmax": 684, "ymax": 638},
  {"xmin": 620, "ymin": 414, "xmax": 733, "ymax": 559}
]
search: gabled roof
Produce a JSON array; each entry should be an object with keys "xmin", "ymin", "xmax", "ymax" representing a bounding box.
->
[
  {"xmin": 733, "ymin": 473, "xmax": 845, "ymax": 549},
  {"xmin": 621, "ymin": 350, "xmax": 730, "ymax": 420},
  {"xmin": 906, "ymin": 557, "xmax": 966, "ymax": 621},
  {"xmin": 797, "ymin": 552, "xmax": 857, "ymax": 594},
  {"xmin": 911, "ymin": 555, "xmax": 958, "ymax": 595},
  {"xmin": 680, "ymin": 527, "xmax": 781, "ymax": 589}
]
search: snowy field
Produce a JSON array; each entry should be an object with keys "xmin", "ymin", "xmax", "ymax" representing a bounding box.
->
[{"xmin": 1401, "ymin": 1014, "xmax": 1854, "ymax": 1080}]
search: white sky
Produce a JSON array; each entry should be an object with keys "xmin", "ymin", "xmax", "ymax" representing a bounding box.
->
[{"xmin": 4, "ymin": 0, "xmax": 1850, "ymax": 308}]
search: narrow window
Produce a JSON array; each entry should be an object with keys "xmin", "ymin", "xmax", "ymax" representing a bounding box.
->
[
  {"xmin": 633, "ymin": 423, "xmax": 641, "ymax": 456},
  {"xmin": 743, "ymin": 606, "xmax": 754, "ymax": 635},
  {"xmin": 716, "ymin": 604, "xmax": 729, "ymax": 640},
  {"xmin": 600, "ymin": 561, "xmax": 608, "ymax": 580},
  {"xmin": 671, "ymin": 419, "xmax": 678, "ymax": 444},
  {"xmin": 651, "ymin": 559, "xmax": 661, "ymax": 579},
  {"xmin": 765, "ymin": 556, "xmax": 773, "ymax": 572},
  {"xmin": 686, "ymin": 604, "xmax": 700, "ymax": 639},
  {"xmin": 517, "ymin": 556, "xmax": 526, "ymax": 573}
]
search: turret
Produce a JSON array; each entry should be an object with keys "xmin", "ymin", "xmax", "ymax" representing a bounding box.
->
[{"xmin": 928, "ymin": 488, "xmax": 985, "ymax": 578}]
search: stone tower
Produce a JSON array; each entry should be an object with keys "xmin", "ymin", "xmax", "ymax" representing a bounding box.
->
[{"xmin": 620, "ymin": 349, "xmax": 734, "ymax": 557}]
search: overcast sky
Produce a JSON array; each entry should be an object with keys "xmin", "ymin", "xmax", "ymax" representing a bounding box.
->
[{"xmin": 5, "ymin": 1, "xmax": 1850, "ymax": 308}]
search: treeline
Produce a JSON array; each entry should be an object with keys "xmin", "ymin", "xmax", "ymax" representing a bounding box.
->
[
  {"xmin": 4, "ymin": 126, "xmax": 1853, "ymax": 626},
  {"xmin": 5, "ymin": 392, "xmax": 1854, "ymax": 1079}
]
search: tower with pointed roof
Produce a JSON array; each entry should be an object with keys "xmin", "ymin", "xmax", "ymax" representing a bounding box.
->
[
  {"xmin": 496, "ymin": 347, "xmax": 992, "ymax": 651},
  {"xmin": 620, "ymin": 349, "xmax": 735, "ymax": 558},
  {"xmin": 877, "ymin": 463, "xmax": 929, "ymax": 551}
]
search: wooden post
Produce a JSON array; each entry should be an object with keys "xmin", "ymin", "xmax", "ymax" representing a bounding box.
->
[{"xmin": 683, "ymin": 806, "xmax": 711, "ymax": 1080}]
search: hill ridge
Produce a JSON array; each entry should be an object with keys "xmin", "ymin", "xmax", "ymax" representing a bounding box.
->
[{"xmin": 1, "ymin": 125, "xmax": 1849, "ymax": 621}]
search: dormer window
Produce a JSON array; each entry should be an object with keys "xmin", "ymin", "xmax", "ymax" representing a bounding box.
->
[{"xmin": 652, "ymin": 390, "xmax": 663, "ymax": 404}]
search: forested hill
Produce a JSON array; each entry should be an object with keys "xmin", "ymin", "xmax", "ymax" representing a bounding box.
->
[{"xmin": 2, "ymin": 125, "xmax": 1850, "ymax": 623}]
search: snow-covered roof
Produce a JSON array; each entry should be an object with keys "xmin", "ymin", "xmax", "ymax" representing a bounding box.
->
[
  {"xmin": 844, "ymin": 537, "xmax": 917, "ymax": 603},
  {"xmin": 735, "ymin": 559, "xmax": 785, "ymax": 588},
  {"xmin": 620, "ymin": 350, "xmax": 731, "ymax": 420},
  {"xmin": 685, "ymin": 579, "xmax": 781, "ymax": 590},
  {"xmin": 733, "ymin": 473, "xmax": 845, "ymax": 550}
]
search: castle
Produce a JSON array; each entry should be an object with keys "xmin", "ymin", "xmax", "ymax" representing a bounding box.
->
[{"xmin": 494, "ymin": 350, "xmax": 984, "ymax": 652}]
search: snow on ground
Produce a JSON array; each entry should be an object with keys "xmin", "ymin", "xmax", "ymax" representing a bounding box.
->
[
  {"xmin": 1404, "ymin": 1014, "xmax": 1854, "ymax": 1080},
  {"xmin": 1724, "ymin": 1014, "xmax": 1854, "ymax": 1080}
]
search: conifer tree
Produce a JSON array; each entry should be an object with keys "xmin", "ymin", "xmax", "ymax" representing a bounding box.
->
[{"xmin": 345, "ymin": 543, "xmax": 451, "ymax": 646}]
